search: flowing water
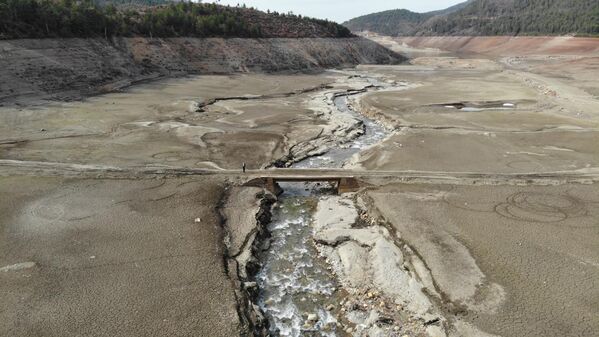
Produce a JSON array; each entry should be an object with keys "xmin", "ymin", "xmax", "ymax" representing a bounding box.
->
[
  {"xmin": 256, "ymin": 184, "xmax": 340, "ymax": 336},
  {"xmin": 295, "ymin": 95, "xmax": 388, "ymax": 169},
  {"xmin": 256, "ymin": 80, "xmax": 391, "ymax": 336}
]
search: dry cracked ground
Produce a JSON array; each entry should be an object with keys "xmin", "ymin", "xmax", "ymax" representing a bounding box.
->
[{"xmin": 1, "ymin": 39, "xmax": 598, "ymax": 337}]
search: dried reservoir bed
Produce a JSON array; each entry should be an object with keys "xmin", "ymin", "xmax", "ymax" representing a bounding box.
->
[{"xmin": 2, "ymin": 40, "xmax": 599, "ymax": 337}]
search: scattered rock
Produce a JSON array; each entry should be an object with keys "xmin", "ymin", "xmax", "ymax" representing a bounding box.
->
[
  {"xmin": 0, "ymin": 261, "xmax": 36, "ymax": 272},
  {"xmin": 243, "ymin": 282, "xmax": 257, "ymax": 289}
]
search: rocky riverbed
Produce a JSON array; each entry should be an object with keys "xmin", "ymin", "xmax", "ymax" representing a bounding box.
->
[{"xmin": 236, "ymin": 73, "xmax": 461, "ymax": 337}]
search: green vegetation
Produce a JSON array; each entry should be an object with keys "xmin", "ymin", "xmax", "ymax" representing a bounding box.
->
[
  {"xmin": 0, "ymin": 0, "xmax": 352, "ymax": 39},
  {"xmin": 344, "ymin": 0, "xmax": 599, "ymax": 36},
  {"xmin": 344, "ymin": 9, "xmax": 428, "ymax": 36},
  {"xmin": 431, "ymin": 0, "xmax": 599, "ymax": 36},
  {"xmin": 0, "ymin": 0, "xmax": 259, "ymax": 38}
]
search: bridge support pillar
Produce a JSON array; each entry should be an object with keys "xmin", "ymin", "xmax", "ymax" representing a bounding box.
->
[
  {"xmin": 265, "ymin": 177, "xmax": 282, "ymax": 195},
  {"xmin": 338, "ymin": 177, "xmax": 360, "ymax": 194}
]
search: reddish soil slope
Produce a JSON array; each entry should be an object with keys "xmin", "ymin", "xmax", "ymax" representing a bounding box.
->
[{"xmin": 396, "ymin": 36, "xmax": 599, "ymax": 56}]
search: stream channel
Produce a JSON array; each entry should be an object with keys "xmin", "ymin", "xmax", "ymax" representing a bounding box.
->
[{"xmin": 256, "ymin": 84, "xmax": 390, "ymax": 336}]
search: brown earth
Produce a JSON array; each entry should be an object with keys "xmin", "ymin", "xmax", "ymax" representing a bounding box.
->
[
  {"xmin": 344, "ymin": 36, "xmax": 599, "ymax": 176},
  {"xmin": 0, "ymin": 37, "xmax": 403, "ymax": 104},
  {"xmin": 0, "ymin": 175, "xmax": 240, "ymax": 337},
  {"xmin": 390, "ymin": 36, "xmax": 599, "ymax": 99},
  {"xmin": 0, "ymin": 72, "xmax": 372, "ymax": 170},
  {"xmin": 367, "ymin": 182, "xmax": 599, "ymax": 337},
  {"xmin": 1, "ymin": 34, "xmax": 598, "ymax": 337},
  {"xmin": 394, "ymin": 36, "xmax": 599, "ymax": 56},
  {"xmin": 334, "ymin": 37, "xmax": 599, "ymax": 336}
]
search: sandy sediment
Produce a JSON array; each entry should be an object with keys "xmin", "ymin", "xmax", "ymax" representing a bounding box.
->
[
  {"xmin": 341, "ymin": 40, "xmax": 599, "ymax": 174},
  {"xmin": 308, "ymin": 191, "xmax": 528, "ymax": 337},
  {"xmin": 311, "ymin": 195, "xmax": 443, "ymax": 336},
  {"xmin": 364, "ymin": 183, "xmax": 599, "ymax": 337},
  {"xmin": 0, "ymin": 175, "xmax": 241, "ymax": 337}
]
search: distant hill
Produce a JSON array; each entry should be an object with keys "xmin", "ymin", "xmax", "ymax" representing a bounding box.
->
[
  {"xmin": 344, "ymin": 0, "xmax": 599, "ymax": 36},
  {"xmin": 93, "ymin": 0, "xmax": 174, "ymax": 6},
  {"xmin": 343, "ymin": 9, "xmax": 428, "ymax": 37},
  {"xmin": 343, "ymin": 1, "xmax": 471, "ymax": 36},
  {"xmin": 0, "ymin": 0, "xmax": 352, "ymax": 39}
]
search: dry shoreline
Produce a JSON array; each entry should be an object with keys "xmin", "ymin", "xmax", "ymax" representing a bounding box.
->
[{"xmin": 0, "ymin": 37, "xmax": 404, "ymax": 106}]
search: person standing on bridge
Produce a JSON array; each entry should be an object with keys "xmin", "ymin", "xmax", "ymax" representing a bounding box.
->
[{"xmin": 242, "ymin": 162, "xmax": 246, "ymax": 173}]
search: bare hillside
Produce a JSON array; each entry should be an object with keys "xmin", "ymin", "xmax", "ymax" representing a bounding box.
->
[{"xmin": 0, "ymin": 37, "xmax": 404, "ymax": 103}]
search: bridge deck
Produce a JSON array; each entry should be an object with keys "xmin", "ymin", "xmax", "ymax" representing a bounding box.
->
[
  {"xmin": 246, "ymin": 176, "xmax": 362, "ymax": 194},
  {"xmin": 268, "ymin": 176, "xmax": 349, "ymax": 182}
]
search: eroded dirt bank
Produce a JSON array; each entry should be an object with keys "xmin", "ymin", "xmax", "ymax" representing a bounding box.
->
[
  {"xmin": 0, "ymin": 37, "xmax": 403, "ymax": 104},
  {"xmin": 393, "ymin": 36, "xmax": 599, "ymax": 56}
]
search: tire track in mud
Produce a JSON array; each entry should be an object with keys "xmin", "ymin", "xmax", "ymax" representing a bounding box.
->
[{"xmin": 494, "ymin": 192, "xmax": 589, "ymax": 224}]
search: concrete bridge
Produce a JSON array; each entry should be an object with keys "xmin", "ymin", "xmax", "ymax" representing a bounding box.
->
[
  {"xmin": 245, "ymin": 176, "xmax": 362, "ymax": 195},
  {"xmin": 3, "ymin": 160, "xmax": 598, "ymax": 186}
]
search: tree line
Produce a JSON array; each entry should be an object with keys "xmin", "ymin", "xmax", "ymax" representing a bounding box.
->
[
  {"xmin": 428, "ymin": 0, "xmax": 599, "ymax": 36},
  {"xmin": 0, "ymin": 0, "xmax": 351, "ymax": 39},
  {"xmin": 342, "ymin": 0, "xmax": 599, "ymax": 37}
]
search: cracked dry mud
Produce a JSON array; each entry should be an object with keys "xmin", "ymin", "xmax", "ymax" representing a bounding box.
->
[{"xmin": 1, "ymin": 38, "xmax": 599, "ymax": 337}]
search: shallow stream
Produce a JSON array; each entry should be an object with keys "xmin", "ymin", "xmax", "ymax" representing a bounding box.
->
[
  {"xmin": 295, "ymin": 92, "xmax": 388, "ymax": 169},
  {"xmin": 256, "ymin": 79, "xmax": 391, "ymax": 336},
  {"xmin": 256, "ymin": 184, "xmax": 340, "ymax": 336}
]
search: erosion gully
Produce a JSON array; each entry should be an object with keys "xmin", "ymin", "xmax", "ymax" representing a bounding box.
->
[{"xmin": 256, "ymin": 78, "xmax": 390, "ymax": 336}]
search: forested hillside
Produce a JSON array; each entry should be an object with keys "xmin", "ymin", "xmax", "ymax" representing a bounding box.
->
[
  {"xmin": 425, "ymin": 0, "xmax": 599, "ymax": 36},
  {"xmin": 344, "ymin": 0, "xmax": 599, "ymax": 36},
  {"xmin": 0, "ymin": 0, "xmax": 352, "ymax": 39},
  {"xmin": 343, "ymin": 9, "xmax": 429, "ymax": 36},
  {"xmin": 343, "ymin": 1, "xmax": 471, "ymax": 36}
]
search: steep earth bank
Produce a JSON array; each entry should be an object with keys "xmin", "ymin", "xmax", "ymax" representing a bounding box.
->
[
  {"xmin": 394, "ymin": 36, "xmax": 599, "ymax": 56},
  {"xmin": 0, "ymin": 37, "xmax": 403, "ymax": 104}
]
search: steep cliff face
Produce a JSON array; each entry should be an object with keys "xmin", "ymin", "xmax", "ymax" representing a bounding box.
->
[{"xmin": 0, "ymin": 37, "xmax": 403, "ymax": 103}]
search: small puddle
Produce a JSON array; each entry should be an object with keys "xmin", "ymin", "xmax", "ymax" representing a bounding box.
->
[{"xmin": 437, "ymin": 101, "xmax": 517, "ymax": 111}]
